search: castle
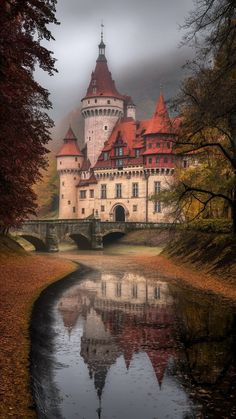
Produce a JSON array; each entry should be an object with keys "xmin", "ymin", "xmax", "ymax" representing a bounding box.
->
[{"xmin": 57, "ymin": 32, "xmax": 180, "ymax": 222}]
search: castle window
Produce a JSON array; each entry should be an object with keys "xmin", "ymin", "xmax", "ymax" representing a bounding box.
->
[
  {"xmin": 104, "ymin": 125, "xmax": 108, "ymax": 131},
  {"xmin": 95, "ymin": 99, "xmax": 97, "ymax": 103},
  {"xmin": 82, "ymin": 208, "xmax": 85, "ymax": 214},
  {"xmin": 75, "ymin": 157, "xmax": 78, "ymax": 162},
  {"xmin": 88, "ymin": 100, "xmax": 90, "ymax": 104},
  {"xmin": 116, "ymin": 159, "xmax": 123, "ymax": 168},
  {"xmin": 164, "ymin": 156, "xmax": 168, "ymax": 163},
  {"xmin": 167, "ymin": 142, "xmax": 171, "ymax": 149},
  {"xmin": 90, "ymin": 189, "xmax": 94, "ymax": 198},
  {"xmin": 101, "ymin": 205, "xmax": 105, "ymax": 212},
  {"xmin": 133, "ymin": 205, "xmax": 137, "ymax": 212},
  {"xmin": 73, "ymin": 206, "xmax": 76, "ymax": 213},
  {"xmin": 148, "ymin": 143, "xmax": 152, "ymax": 149},
  {"xmin": 103, "ymin": 152, "xmax": 108, "ymax": 160},
  {"xmin": 74, "ymin": 177, "xmax": 76, "ymax": 180},
  {"xmin": 93, "ymin": 87, "xmax": 97, "ymax": 94},
  {"xmin": 154, "ymin": 201, "xmax": 161, "ymax": 213},
  {"xmin": 61, "ymin": 194, "xmax": 64, "ymax": 199},
  {"xmin": 62, "ymin": 181, "xmax": 64, "ymax": 186},
  {"xmin": 154, "ymin": 181, "xmax": 161, "ymax": 194},
  {"xmin": 107, "ymin": 100, "xmax": 110, "ymax": 104},
  {"xmin": 115, "ymin": 183, "xmax": 122, "ymax": 198},
  {"xmin": 101, "ymin": 281, "xmax": 106, "ymax": 296},
  {"xmin": 116, "ymin": 282, "xmax": 122, "ymax": 297},
  {"xmin": 60, "ymin": 161, "xmax": 62, "ymax": 165},
  {"xmin": 154, "ymin": 286, "xmax": 160, "ymax": 299},
  {"xmin": 115, "ymin": 147, "xmax": 123, "ymax": 157},
  {"xmin": 80, "ymin": 190, "xmax": 87, "ymax": 199},
  {"xmin": 135, "ymin": 149, "xmax": 140, "ymax": 158},
  {"xmin": 156, "ymin": 142, "xmax": 160, "ymax": 148},
  {"xmin": 132, "ymin": 183, "xmax": 139, "ymax": 197},
  {"xmin": 101, "ymin": 184, "xmax": 107, "ymax": 199},
  {"xmin": 68, "ymin": 200, "xmax": 71, "ymax": 205},
  {"xmin": 148, "ymin": 157, "xmax": 152, "ymax": 164},
  {"xmin": 132, "ymin": 284, "xmax": 138, "ymax": 299},
  {"xmin": 156, "ymin": 157, "xmax": 160, "ymax": 163}
]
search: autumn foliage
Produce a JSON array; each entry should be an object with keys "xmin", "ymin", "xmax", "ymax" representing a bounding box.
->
[{"xmin": 0, "ymin": 0, "xmax": 58, "ymax": 232}]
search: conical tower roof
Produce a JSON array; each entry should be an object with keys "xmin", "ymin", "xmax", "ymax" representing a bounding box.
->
[
  {"xmin": 57, "ymin": 126, "xmax": 83, "ymax": 157},
  {"xmin": 83, "ymin": 33, "xmax": 123, "ymax": 100},
  {"xmin": 144, "ymin": 94, "xmax": 173, "ymax": 136}
]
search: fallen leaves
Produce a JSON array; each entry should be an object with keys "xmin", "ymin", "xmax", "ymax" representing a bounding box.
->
[{"xmin": 0, "ymin": 253, "xmax": 76, "ymax": 418}]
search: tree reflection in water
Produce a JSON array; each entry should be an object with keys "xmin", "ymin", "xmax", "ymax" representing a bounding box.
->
[{"xmin": 169, "ymin": 284, "xmax": 236, "ymax": 418}]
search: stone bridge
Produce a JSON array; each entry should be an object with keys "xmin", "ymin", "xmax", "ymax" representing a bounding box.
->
[{"xmin": 14, "ymin": 219, "xmax": 171, "ymax": 251}]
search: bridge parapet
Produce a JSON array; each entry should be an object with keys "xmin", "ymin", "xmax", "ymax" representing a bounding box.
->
[{"xmin": 15, "ymin": 219, "xmax": 171, "ymax": 251}]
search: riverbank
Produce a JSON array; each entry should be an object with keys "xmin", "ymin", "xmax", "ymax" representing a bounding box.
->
[
  {"xmin": 0, "ymin": 236, "xmax": 77, "ymax": 419},
  {"xmin": 120, "ymin": 229, "xmax": 236, "ymax": 301}
]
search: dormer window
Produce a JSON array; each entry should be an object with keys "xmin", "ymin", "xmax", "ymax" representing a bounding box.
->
[
  {"xmin": 115, "ymin": 147, "xmax": 123, "ymax": 157},
  {"xmin": 92, "ymin": 80, "xmax": 96, "ymax": 86},
  {"xmin": 148, "ymin": 143, "xmax": 152, "ymax": 149},
  {"xmin": 135, "ymin": 149, "xmax": 140, "ymax": 158},
  {"xmin": 103, "ymin": 152, "xmax": 108, "ymax": 160},
  {"xmin": 93, "ymin": 87, "xmax": 97, "ymax": 94}
]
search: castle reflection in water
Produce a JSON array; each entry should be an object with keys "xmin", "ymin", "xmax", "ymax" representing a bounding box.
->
[{"xmin": 57, "ymin": 270, "xmax": 181, "ymax": 400}]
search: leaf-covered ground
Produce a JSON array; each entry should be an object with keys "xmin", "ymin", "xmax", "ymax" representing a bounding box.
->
[
  {"xmin": 0, "ymin": 243, "xmax": 76, "ymax": 418},
  {"xmin": 135, "ymin": 253, "xmax": 236, "ymax": 303}
]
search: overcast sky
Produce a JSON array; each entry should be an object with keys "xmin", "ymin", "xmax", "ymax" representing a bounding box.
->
[{"xmin": 36, "ymin": 0, "xmax": 195, "ymax": 124}]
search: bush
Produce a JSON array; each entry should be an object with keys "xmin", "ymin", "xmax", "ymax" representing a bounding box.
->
[{"xmin": 182, "ymin": 219, "xmax": 232, "ymax": 234}]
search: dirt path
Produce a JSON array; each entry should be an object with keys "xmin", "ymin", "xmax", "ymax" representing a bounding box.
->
[{"xmin": 0, "ymin": 253, "xmax": 77, "ymax": 419}]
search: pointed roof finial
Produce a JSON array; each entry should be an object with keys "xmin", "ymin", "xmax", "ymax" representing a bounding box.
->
[
  {"xmin": 98, "ymin": 21, "xmax": 106, "ymax": 61},
  {"xmin": 101, "ymin": 20, "xmax": 104, "ymax": 42},
  {"xmin": 160, "ymin": 79, "xmax": 164, "ymax": 94}
]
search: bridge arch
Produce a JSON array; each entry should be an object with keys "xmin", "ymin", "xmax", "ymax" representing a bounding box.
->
[
  {"xmin": 19, "ymin": 234, "xmax": 47, "ymax": 252},
  {"xmin": 102, "ymin": 230, "xmax": 125, "ymax": 246},
  {"xmin": 69, "ymin": 233, "xmax": 92, "ymax": 250}
]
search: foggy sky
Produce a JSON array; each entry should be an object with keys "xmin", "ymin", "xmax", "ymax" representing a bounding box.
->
[{"xmin": 35, "ymin": 0, "xmax": 195, "ymax": 124}]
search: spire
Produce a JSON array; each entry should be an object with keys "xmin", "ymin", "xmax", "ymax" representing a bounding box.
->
[
  {"xmin": 98, "ymin": 22, "xmax": 106, "ymax": 62},
  {"xmin": 144, "ymin": 94, "xmax": 173, "ymax": 136},
  {"xmin": 83, "ymin": 27, "xmax": 123, "ymax": 100},
  {"xmin": 56, "ymin": 125, "xmax": 83, "ymax": 157}
]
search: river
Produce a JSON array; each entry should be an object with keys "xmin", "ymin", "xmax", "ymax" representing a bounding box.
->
[{"xmin": 30, "ymin": 244, "xmax": 236, "ymax": 419}]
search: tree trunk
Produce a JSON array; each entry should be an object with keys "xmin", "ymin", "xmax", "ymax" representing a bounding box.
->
[{"xmin": 229, "ymin": 114, "xmax": 236, "ymax": 236}]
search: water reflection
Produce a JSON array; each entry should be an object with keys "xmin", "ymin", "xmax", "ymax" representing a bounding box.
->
[{"xmin": 55, "ymin": 268, "xmax": 198, "ymax": 419}]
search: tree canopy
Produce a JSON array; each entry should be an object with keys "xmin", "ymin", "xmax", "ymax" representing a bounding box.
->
[
  {"xmin": 0, "ymin": 0, "xmax": 58, "ymax": 232},
  {"xmin": 156, "ymin": 0, "xmax": 236, "ymax": 233}
]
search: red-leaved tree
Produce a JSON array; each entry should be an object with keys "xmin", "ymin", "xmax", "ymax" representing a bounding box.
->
[{"xmin": 0, "ymin": 0, "xmax": 58, "ymax": 232}]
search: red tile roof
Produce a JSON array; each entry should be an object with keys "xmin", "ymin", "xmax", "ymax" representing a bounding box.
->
[
  {"xmin": 56, "ymin": 127, "xmax": 83, "ymax": 157},
  {"xmin": 83, "ymin": 58, "xmax": 124, "ymax": 100},
  {"xmin": 77, "ymin": 173, "xmax": 97, "ymax": 187},
  {"xmin": 81, "ymin": 158, "xmax": 91, "ymax": 171},
  {"xmin": 144, "ymin": 95, "xmax": 174, "ymax": 136}
]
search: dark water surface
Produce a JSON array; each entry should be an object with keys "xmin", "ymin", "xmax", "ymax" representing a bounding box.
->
[{"xmin": 30, "ymin": 246, "xmax": 236, "ymax": 419}]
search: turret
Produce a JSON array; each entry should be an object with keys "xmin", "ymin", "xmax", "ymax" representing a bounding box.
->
[
  {"xmin": 81, "ymin": 27, "xmax": 124, "ymax": 167},
  {"xmin": 56, "ymin": 126, "xmax": 84, "ymax": 219},
  {"xmin": 124, "ymin": 96, "xmax": 136, "ymax": 119}
]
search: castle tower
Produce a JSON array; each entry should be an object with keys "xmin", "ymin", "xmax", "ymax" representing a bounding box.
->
[
  {"xmin": 81, "ymin": 28, "xmax": 124, "ymax": 167},
  {"xmin": 56, "ymin": 127, "xmax": 84, "ymax": 219}
]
